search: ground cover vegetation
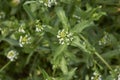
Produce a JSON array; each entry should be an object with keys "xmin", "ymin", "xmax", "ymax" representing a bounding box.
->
[{"xmin": 0, "ymin": 0, "xmax": 120, "ymax": 80}]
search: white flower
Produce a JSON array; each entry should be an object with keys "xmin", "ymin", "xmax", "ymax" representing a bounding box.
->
[
  {"xmin": 113, "ymin": 68, "xmax": 120, "ymax": 80},
  {"xmin": 91, "ymin": 76, "xmax": 94, "ymax": 80},
  {"xmin": 98, "ymin": 75, "xmax": 102, "ymax": 80},
  {"xmin": 98, "ymin": 32, "xmax": 110, "ymax": 45},
  {"xmin": 18, "ymin": 25, "xmax": 25, "ymax": 33},
  {"xmin": 98, "ymin": 35, "xmax": 108, "ymax": 45},
  {"xmin": 118, "ymin": 73, "xmax": 120, "ymax": 80},
  {"xmin": 0, "ymin": 11, "xmax": 5, "ymax": 19},
  {"xmin": 19, "ymin": 35, "xmax": 31, "ymax": 47},
  {"xmin": 39, "ymin": 0, "xmax": 43, "ymax": 3},
  {"xmin": 35, "ymin": 20, "xmax": 45, "ymax": 32},
  {"xmin": 73, "ymin": 15, "xmax": 81, "ymax": 19},
  {"xmin": 39, "ymin": 0, "xmax": 57, "ymax": 7},
  {"xmin": 57, "ymin": 29, "xmax": 73, "ymax": 45},
  {"xmin": 35, "ymin": 26, "xmax": 43, "ymax": 32},
  {"xmin": 93, "ymin": 72, "xmax": 96, "ymax": 76},
  {"xmin": 7, "ymin": 50, "xmax": 18, "ymax": 61},
  {"xmin": 91, "ymin": 72, "xmax": 102, "ymax": 80}
]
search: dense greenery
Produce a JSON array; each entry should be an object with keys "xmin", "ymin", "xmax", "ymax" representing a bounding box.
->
[{"xmin": 0, "ymin": 0, "xmax": 120, "ymax": 80}]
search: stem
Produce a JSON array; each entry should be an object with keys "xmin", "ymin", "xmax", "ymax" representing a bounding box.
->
[
  {"xmin": 79, "ymin": 34, "xmax": 113, "ymax": 71},
  {"xmin": 94, "ymin": 52, "xmax": 113, "ymax": 71},
  {"xmin": 0, "ymin": 61, "xmax": 11, "ymax": 72}
]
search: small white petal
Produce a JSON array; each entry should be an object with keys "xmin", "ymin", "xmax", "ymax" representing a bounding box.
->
[
  {"xmin": 39, "ymin": 1, "xmax": 43, "ymax": 3},
  {"xmin": 61, "ymin": 42, "xmax": 64, "ymax": 44},
  {"xmin": 44, "ymin": 3, "xmax": 47, "ymax": 6},
  {"xmin": 57, "ymin": 35, "xmax": 60, "ymax": 38},
  {"xmin": 7, "ymin": 50, "xmax": 18, "ymax": 61},
  {"xmin": 19, "ymin": 43, "xmax": 23, "ymax": 47},
  {"xmin": 91, "ymin": 76, "xmax": 94, "ymax": 80},
  {"xmin": 93, "ymin": 72, "xmax": 97, "ymax": 75},
  {"xmin": 66, "ymin": 38, "xmax": 70, "ymax": 42},
  {"xmin": 67, "ymin": 42, "xmax": 69, "ymax": 45}
]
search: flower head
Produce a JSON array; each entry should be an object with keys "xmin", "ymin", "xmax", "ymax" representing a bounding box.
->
[
  {"xmin": 35, "ymin": 20, "xmax": 45, "ymax": 32},
  {"xmin": 7, "ymin": 50, "xmax": 18, "ymax": 61},
  {"xmin": 118, "ymin": 73, "xmax": 120, "ymax": 80},
  {"xmin": 57, "ymin": 29, "xmax": 73, "ymax": 45},
  {"xmin": 0, "ymin": 11, "xmax": 5, "ymax": 19},
  {"xmin": 18, "ymin": 24, "xmax": 25, "ymax": 33},
  {"xmin": 98, "ymin": 32, "xmax": 111, "ymax": 46},
  {"xmin": 19, "ymin": 34, "xmax": 31, "ymax": 47},
  {"xmin": 91, "ymin": 72, "xmax": 102, "ymax": 80},
  {"xmin": 39, "ymin": 0, "xmax": 57, "ymax": 7}
]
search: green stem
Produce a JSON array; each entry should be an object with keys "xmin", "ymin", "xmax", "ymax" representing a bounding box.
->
[
  {"xmin": 94, "ymin": 52, "xmax": 113, "ymax": 71},
  {"xmin": 0, "ymin": 61, "xmax": 11, "ymax": 72},
  {"xmin": 80, "ymin": 34, "xmax": 113, "ymax": 71}
]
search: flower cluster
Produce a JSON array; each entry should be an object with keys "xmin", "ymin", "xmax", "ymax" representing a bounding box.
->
[
  {"xmin": 19, "ymin": 34, "xmax": 32, "ymax": 47},
  {"xmin": 0, "ymin": 27, "xmax": 9, "ymax": 37},
  {"xmin": 35, "ymin": 20, "xmax": 45, "ymax": 32},
  {"xmin": 114, "ymin": 68, "xmax": 120, "ymax": 80},
  {"xmin": 99, "ymin": 32, "xmax": 110, "ymax": 45},
  {"xmin": 18, "ymin": 24, "xmax": 25, "ymax": 33},
  {"xmin": 39, "ymin": 0, "xmax": 57, "ymax": 7},
  {"xmin": 7, "ymin": 50, "xmax": 18, "ymax": 61},
  {"xmin": 118, "ymin": 73, "xmax": 120, "ymax": 80},
  {"xmin": 99, "ymin": 36, "xmax": 108, "ymax": 45},
  {"xmin": 57, "ymin": 29, "xmax": 73, "ymax": 45},
  {"xmin": 91, "ymin": 72, "xmax": 102, "ymax": 80},
  {"xmin": 0, "ymin": 11, "xmax": 5, "ymax": 19}
]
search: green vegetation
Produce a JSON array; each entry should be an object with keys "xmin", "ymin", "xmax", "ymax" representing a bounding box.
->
[{"xmin": 0, "ymin": 0, "xmax": 120, "ymax": 80}]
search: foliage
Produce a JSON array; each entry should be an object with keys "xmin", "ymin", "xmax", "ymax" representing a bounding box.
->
[{"xmin": 0, "ymin": 0, "xmax": 120, "ymax": 80}]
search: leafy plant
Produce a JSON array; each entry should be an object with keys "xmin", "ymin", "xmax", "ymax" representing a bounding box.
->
[{"xmin": 0, "ymin": 0, "xmax": 120, "ymax": 80}]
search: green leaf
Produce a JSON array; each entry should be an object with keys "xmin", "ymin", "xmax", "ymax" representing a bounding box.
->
[
  {"xmin": 60, "ymin": 57, "xmax": 68, "ymax": 75},
  {"xmin": 71, "ymin": 36, "xmax": 84, "ymax": 49},
  {"xmin": 53, "ymin": 44, "xmax": 67, "ymax": 60},
  {"xmin": 52, "ymin": 44, "xmax": 67, "ymax": 69},
  {"xmin": 44, "ymin": 25, "xmax": 57, "ymax": 36},
  {"xmin": 41, "ymin": 69, "xmax": 52, "ymax": 80},
  {"xmin": 72, "ymin": 20, "xmax": 94, "ymax": 33},
  {"xmin": 3, "ymin": 38, "xmax": 19, "ymax": 46},
  {"xmin": 23, "ymin": 1, "xmax": 36, "ymax": 20},
  {"xmin": 65, "ymin": 51, "xmax": 79, "ymax": 63},
  {"xmin": 56, "ymin": 7, "xmax": 70, "ymax": 30},
  {"xmin": 67, "ymin": 68, "xmax": 77, "ymax": 80},
  {"xmin": 74, "ymin": 5, "xmax": 105, "ymax": 21},
  {"xmin": 95, "ymin": 0, "xmax": 119, "ymax": 6},
  {"xmin": 102, "ymin": 49, "xmax": 120, "ymax": 59},
  {"xmin": 25, "ymin": 52, "xmax": 34, "ymax": 65},
  {"xmin": 60, "ymin": 0, "xmax": 73, "ymax": 4},
  {"xmin": 0, "ymin": 35, "xmax": 3, "ymax": 41}
]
